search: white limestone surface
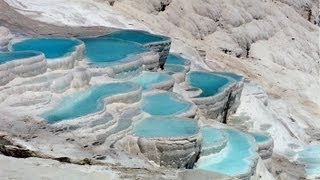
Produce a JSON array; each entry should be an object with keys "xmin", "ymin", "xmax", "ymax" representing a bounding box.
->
[
  {"xmin": 4, "ymin": 0, "xmax": 149, "ymax": 30},
  {"xmin": 0, "ymin": 155, "xmax": 117, "ymax": 180}
]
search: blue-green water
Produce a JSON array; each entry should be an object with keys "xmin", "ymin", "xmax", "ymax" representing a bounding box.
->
[
  {"xmin": 42, "ymin": 82, "xmax": 137, "ymax": 122},
  {"xmin": 81, "ymin": 38, "xmax": 147, "ymax": 63},
  {"xmin": 11, "ymin": 38, "xmax": 81, "ymax": 59},
  {"xmin": 201, "ymin": 127, "xmax": 225, "ymax": 148},
  {"xmin": 142, "ymin": 92, "xmax": 191, "ymax": 116},
  {"xmin": 298, "ymin": 145, "xmax": 320, "ymax": 177},
  {"xmin": 251, "ymin": 132, "xmax": 269, "ymax": 142},
  {"xmin": 101, "ymin": 30, "xmax": 168, "ymax": 44},
  {"xmin": 166, "ymin": 54, "xmax": 188, "ymax": 65},
  {"xmin": 130, "ymin": 72, "xmax": 171, "ymax": 90},
  {"xmin": 0, "ymin": 51, "xmax": 41, "ymax": 64},
  {"xmin": 213, "ymin": 72, "xmax": 243, "ymax": 81},
  {"xmin": 134, "ymin": 117, "xmax": 199, "ymax": 138},
  {"xmin": 164, "ymin": 64, "xmax": 186, "ymax": 73},
  {"xmin": 196, "ymin": 128, "xmax": 256, "ymax": 176},
  {"xmin": 187, "ymin": 71, "xmax": 230, "ymax": 97}
]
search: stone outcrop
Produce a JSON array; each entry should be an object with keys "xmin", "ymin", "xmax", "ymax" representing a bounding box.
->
[
  {"xmin": 165, "ymin": 64, "xmax": 190, "ymax": 84},
  {"xmin": 253, "ymin": 133, "xmax": 274, "ymax": 171},
  {"xmin": 190, "ymin": 81, "xmax": 243, "ymax": 123},
  {"xmin": 144, "ymin": 39, "xmax": 171, "ymax": 69},
  {"xmin": 0, "ymin": 26, "xmax": 13, "ymax": 51},
  {"xmin": 126, "ymin": 133, "xmax": 201, "ymax": 168}
]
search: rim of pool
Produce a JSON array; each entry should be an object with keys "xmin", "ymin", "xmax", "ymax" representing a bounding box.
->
[
  {"xmin": 99, "ymin": 30, "xmax": 170, "ymax": 45},
  {"xmin": 129, "ymin": 71, "xmax": 174, "ymax": 90},
  {"xmin": 212, "ymin": 71, "xmax": 244, "ymax": 82},
  {"xmin": 0, "ymin": 50, "xmax": 44, "ymax": 65}
]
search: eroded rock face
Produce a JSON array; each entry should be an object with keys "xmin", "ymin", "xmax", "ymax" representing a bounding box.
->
[
  {"xmin": 0, "ymin": 52, "xmax": 47, "ymax": 86},
  {"xmin": 0, "ymin": 26, "xmax": 13, "ymax": 50},
  {"xmin": 144, "ymin": 39, "xmax": 171, "ymax": 69},
  {"xmin": 126, "ymin": 134, "xmax": 201, "ymax": 168},
  {"xmin": 191, "ymin": 81, "xmax": 244, "ymax": 123}
]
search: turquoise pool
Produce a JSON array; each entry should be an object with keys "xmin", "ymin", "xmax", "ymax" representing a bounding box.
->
[
  {"xmin": 297, "ymin": 145, "xmax": 320, "ymax": 178},
  {"xmin": 134, "ymin": 117, "xmax": 199, "ymax": 138},
  {"xmin": 11, "ymin": 38, "xmax": 81, "ymax": 59},
  {"xmin": 101, "ymin": 30, "xmax": 169, "ymax": 44},
  {"xmin": 81, "ymin": 38, "xmax": 148, "ymax": 63},
  {"xmin": 187, "ymin": 71, "xmax": 230, "ymax": 97},
  {"xmin": 196, "ymin": 128, "xmax": 256, "ymax": 176},
  {"xmin": 0, "ymin": 51, "xmax": 42, "ymax": 64},
  {"xmin": 164, "ymin": 64, "xmax": 186, "ymax": 73},
  {"xmin": 251, "ymin": 132, "xmax": 269, "ymax": 142},
  {"xmin": 166, "ymin": 54, "xmax": 189, "ymax": 65},
  {"xmin": 142, "ymin": 92, "xmax": 191, "ymax": 116},
  {"xmin": 201, "ymin": 127, "xmax": 226, "ymax": 148},
  {"xmin": 130, "ymin": 72, "xmax": 171, "ymax": 90},
  {"xmin": 42, "ymin": 82, "xmax": 138, "ymax": 122}
]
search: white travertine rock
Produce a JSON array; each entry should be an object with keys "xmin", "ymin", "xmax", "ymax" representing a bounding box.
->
[
  {"xmin": 126, "ymin": 133, "xmax": 201, "ymax": 169},
  {"xmin": 46, "ymin": 40, "xmax": 85, "ymax": 70},
  {"xmin": 88, "ymin": 52, "xmax": 159, "ymax": 79},
  {"xmin": 0, "ymin": 53, "xmax": 47, "ymax": 86},
  {"xmin": 188, "ymin": 81, "xmax": 244, "ymax": 123},
  {"xmin": 0, "ymin": 26, "xmax": 14, "ymax": 50},
  {"xmin": 144, "ymin": 38, "xmax": 171, "ymax": 69},
  {"xmin": 70, "ymin": 67, "xmax": 91, "ymax": 88}
]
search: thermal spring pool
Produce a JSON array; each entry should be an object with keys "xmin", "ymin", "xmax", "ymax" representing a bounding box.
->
[
  {"xmin": 42, "ymin": 82, "xmax": 140, "ymax": 122},
  {"xmin": 196, "ymin": 128, "xmax": 257, "ymax": 178},
  {"xmin": 297, "ymin": 145, "xmax": 320, "ymax": 178},
  {"xmin": 200, "ymin": 127, "xmax": 228, "ymax": 156},
  {"xmin": 81, "ymin": 37, "xmax": 148, "ymax": 64},
  {"xmin": 166, "ymin": 53, "xmax": 190, "ymax": 66},
  {"xmin": 187, "ymin": 71, "xmax": 231, "ymax": 97},
  {"xmin": 101, "ymin": 30, "xmax": 169, "ymax": 45},
  {"xmin": 130, "ymin": 71, "xmax": 173, "ymax": 90},
  {"xmin": 11, "ymin": 38, "xmax": 82, "ymax": 59},
  {"xmin": 133, "ymin": 116, "xmax": 199, "ymax": 138},
  {"xmin": 141, "ymin": 92, "xmax": 192, "ymax": 116},
  {"xmin": 251, "ymin": 132, "xmax": 270, "ymax": 143}
]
